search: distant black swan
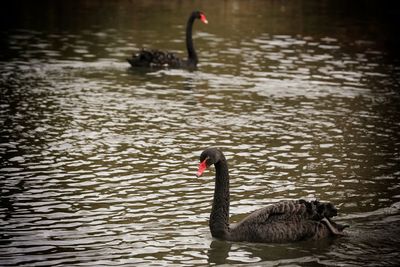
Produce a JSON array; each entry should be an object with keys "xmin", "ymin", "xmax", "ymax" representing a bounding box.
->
[
  {"xmin": 127, "ymin": 11, "xmax": 208, "ymax": 69},
  {"xmin": 196, "ymin": 147, "xmax": 348, "ymax": 243}
]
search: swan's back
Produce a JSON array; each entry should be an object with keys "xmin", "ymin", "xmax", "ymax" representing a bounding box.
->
[
  {"xmin": 228, "ymin": 200, "xmax": 345, "ymax": 243},
  {"xmin": 127, "ymin": 49, "xmax": 183, "ymax": 68}
]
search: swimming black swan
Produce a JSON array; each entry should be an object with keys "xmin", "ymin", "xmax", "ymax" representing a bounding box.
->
[
  {"xmin": 196, "ymin": 147, "xmax": 348, "ymax": 243},
  {"xmin": 127, "ymin": 11, "xmax": 208, "ymax": 69}
]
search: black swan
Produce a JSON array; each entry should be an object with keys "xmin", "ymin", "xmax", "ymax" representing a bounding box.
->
[
  {"xmin": 196, "ymin": 147, "xmax": 348, "ymax": 243},
  {"xmin": 127, "ymin": 11, "xmax": 208, "ymax": 69}
]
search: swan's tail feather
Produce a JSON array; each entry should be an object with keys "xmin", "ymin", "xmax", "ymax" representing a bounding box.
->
[
  {"xmin": 299, "ymin": 199, "xmax": 338, "ymax": 220},
  {"xmin": 322, "ymin": 218, "xmax": 349, "ymax": 236},
  {"xmin": 302, "ymin": 200, "xmax": 349, "ymax": 236}
]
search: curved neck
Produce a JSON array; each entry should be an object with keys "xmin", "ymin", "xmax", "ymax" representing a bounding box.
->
[
  {"xmin": 186, "ymin": 14, "xmax": 198, "ymax": 65},
  {"xmin": 210, "ymin": 158, "xmax": 230, "ymax": 239}
]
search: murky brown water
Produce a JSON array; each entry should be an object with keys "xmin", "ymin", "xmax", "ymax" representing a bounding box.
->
[{"xmin": 1, "ymin": 1, "xmax": 400, "ymax": 266}]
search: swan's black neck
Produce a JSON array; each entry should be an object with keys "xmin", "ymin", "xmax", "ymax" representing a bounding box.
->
[
  {"xmin": 186, "ymin": 13, "xmax": 198, "ymax": 66},
  {"xmin": 210, "ymin": 158, "xmax": 230, "ymax": 239}
]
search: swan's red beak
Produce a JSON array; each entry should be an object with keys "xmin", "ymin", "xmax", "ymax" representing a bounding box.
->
[
  {"xmin": 196, "ymin": 158, "xmax": 208, "ymax": 177},
  {"xmin": 200, "ymin": 13, "xmax": 208, "ymax": 24}
]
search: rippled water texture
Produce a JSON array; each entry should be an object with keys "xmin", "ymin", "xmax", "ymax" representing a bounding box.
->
[{"xmin": 1, "ymin": 1, "xmax": 400, "ymax": 266}]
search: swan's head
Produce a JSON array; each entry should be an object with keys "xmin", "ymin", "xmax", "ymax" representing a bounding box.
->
[
  {"xmin": 196, "ymin": 147, "xmax": 224, "ymax": 177},
  {"xmin": 193, "ymin": 11, "xmax": 208, "ymax": 24}
]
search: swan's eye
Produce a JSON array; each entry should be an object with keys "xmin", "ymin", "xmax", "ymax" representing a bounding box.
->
[{"xmin": 199, "ymin": 14, "xmax": 208, "ymax": 24}]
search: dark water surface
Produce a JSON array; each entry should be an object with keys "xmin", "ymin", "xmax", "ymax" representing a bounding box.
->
[{"xmin": 1, "ymin": 1, "xmax": 400, "ymax": 266}]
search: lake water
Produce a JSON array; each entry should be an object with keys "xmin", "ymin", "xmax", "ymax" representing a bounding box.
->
[{"xmin": 1, "ymin": 0, "xmax": 400, "ymax": 266}]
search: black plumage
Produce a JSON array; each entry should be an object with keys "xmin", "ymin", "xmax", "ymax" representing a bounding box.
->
[
  {"xmin": 128, "ymin": 11, "xmax": 208, "ymax": 69},
  {"xmin": 197, "ymin": 147, "xmax": 348, "ymax": 243}
]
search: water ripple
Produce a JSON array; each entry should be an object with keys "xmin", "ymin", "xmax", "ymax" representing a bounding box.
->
[{"xmin": 1, "ymin": 3, "xmax": 400, "ymax": 266}]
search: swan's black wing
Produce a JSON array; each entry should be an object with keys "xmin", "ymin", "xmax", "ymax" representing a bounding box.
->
[
  {"xmin": 127, "ymin": 49, "xmax": 182, "ymax": 68},
  {"xmin": 229, "ymin": 200, "xmax": 345, "ymax": 243}
]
